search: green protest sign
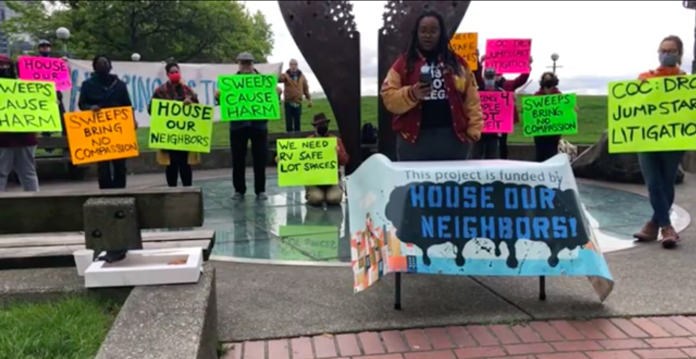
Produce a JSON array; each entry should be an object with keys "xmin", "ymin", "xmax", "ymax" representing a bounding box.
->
[
  {"xmin": 148, "ymin": 99, "xmax": 214, "ymax": 153},
  {"xmin": 607, "ymin": 76, "xmax": 696, "ymax": 153},
  {"xmin": 217, "ymin": 74, "xmax": 280, "ymax": 121},
  {"xmin": 276, "ymin": 137, "xmax": 339, "ymax": 187},
  {"xmin": 0, "ymin": 79, "xmax": 62, "ymax": 132},
  {"xmin": 521, "ymin": 93, "xmax": 578, "ymax": 137},
  {"xmin": 276, "ymin": 225, "xmax": 340, "ymax": 261}
]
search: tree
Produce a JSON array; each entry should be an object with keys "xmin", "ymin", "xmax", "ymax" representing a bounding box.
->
[{"xmin": 0, "ymin": 1, "xmax": 274, "ymax": 63}]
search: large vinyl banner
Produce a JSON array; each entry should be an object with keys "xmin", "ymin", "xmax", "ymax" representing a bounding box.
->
[
  {"xmin": 61, "ymin": 59, "xmax": 282, "ymax": 127},
  {"xmin": 346, "ymin": 154, "xmax": 614, "ymax": 301}
]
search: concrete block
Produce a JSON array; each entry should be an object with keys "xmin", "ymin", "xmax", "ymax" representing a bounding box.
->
[
  {"xmin": 95, "ymin": 264, "xmax": 218, "ymax": 359},
  {"xmin": 84, "ymin": 197, "xmax": 142, "ymax": 257},
  {"xmin": 0, "ymin": 267, "xmax": 130, "ymax": 306}
]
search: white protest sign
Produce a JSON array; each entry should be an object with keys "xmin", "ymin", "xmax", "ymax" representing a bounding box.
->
[{"xmin": 62, "ymin": 59, "xmax": 282, "ymax": 127}]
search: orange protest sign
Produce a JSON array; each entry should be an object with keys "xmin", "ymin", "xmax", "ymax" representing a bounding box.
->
[
  {"xmin": 450, "ymin": 32, "xmax": 478, "ymax": 71},
  {"xmin": 64, "ymin": 107, "xmax": 139, "ymax": 165}
]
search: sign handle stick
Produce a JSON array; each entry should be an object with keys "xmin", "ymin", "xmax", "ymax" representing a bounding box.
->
[
  {"xmin": 394, "ymin": 273, "xmax": 402, "ymax": 310},
  {"xmin": 539, "ymin": 276, "xmax": 546, "ymax": 300}
]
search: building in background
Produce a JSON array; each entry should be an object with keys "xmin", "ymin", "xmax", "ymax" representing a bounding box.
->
[
  {"xmin": 0, "ymin": 1, "xmax": 31, "ymax": 56},
  {"xmin": 0, "ymin": 1, "xmax": 16, "ymax": 55}
]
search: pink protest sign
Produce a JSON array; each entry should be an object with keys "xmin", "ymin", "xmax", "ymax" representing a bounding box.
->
[
  {"xmin": 484, "ymin": 39, "xmax": 532, "ymax": 74},
  {"xmin": 17, "ymin": 56, "xmax": 71, "ymax": 91},
  {"xmin": 480, "ymin": 91, "xmax": 514, "ymax": 134}
]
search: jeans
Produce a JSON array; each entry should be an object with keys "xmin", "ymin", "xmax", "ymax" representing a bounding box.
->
[
  {"xmin": 499, "ymin": 133, "xmax": 509, "ymax": 159},
  {"xmin": 165, "ymin": 150, "xmax": 192, "ymax": 187},
  {"xmin": 534, "ymin": 135, "xmax": 561, "ymax": 162},
  {"xmin": 0, "ymin": 146, "xmax": 39, "ymax": 192},
  {"xmin": 97, "ymin": 159, "xmax": 127, "ymax": 189},
  {"xmin": 230, "ymin": 126, "xmax": 268, "ymax": 195},
  {"xmin": 638, "ymin": 151, "xmax": 685, "ymax": 227},
  {"xmin": 472, "ymin": 133, "xmax": 499, "ymax": 159},
  {"xmin": 396, "ymin": 127, "xmax": 471, "ymax": 161},
  {"xmin": 284, "ymin": 102, "xmax": 302, "ymax": 132}
]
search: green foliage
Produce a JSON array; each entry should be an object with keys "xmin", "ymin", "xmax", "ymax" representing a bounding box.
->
[
  {"xmin": 0, "ymin": 296, "xmax": 119, "ymax": 359},
  {"xmin": 0, "ymin": 1, "xmax": 274, "ymax": 63}
]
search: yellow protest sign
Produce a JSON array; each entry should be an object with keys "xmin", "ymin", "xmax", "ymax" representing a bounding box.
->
[
  {"xmin": 64, "ymin": 107, "xmax": 139, "ymax": 165},
  {"xmin": 607, "ymin": 75, "xmax": 696, "ymax": 153},
  {"xmin": 148, "ymin": 99, "xmax": 214, "ymax": 153},
  {"xmin": 0, "ymin": 79, "xmax": 62, "ymax": 132},
  {"xmin": 277, "ymin": 137, "xmax": 339, "ymax": 187},
  {"xmin": 450, "ymin": 33, "xmax": 478, "ymax": 71}
]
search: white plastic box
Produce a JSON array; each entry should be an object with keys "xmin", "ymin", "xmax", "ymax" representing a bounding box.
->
[{"xmin": 84, "ymin": 248, "xmax": 203, "ymax": 288}]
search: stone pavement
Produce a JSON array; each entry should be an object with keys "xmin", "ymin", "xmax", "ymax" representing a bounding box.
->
[
  {"xmin": 223, "ymin": 316, "xmax": 696, "ymax": 359},
  {"xmin": 12, "ymin": 169, "xmax": 696, "ymax": 343}
]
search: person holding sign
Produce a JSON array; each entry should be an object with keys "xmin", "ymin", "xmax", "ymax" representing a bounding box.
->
[
  {"xmin": 31, "ymin": 40, "xmax": 68, "ymax": 154},
  {"xmin": 472, "ymin": 67, "xmax": 505, "ymax": 159},
  {"xmin": 475, "ymin": 55, "xmax": 532, "ymax": 160},
  {"xmin": 632, "ymin": 35, "xmax": 687, "ymax": 248},
  {"xmin": 77, "ymin": 55, "xmax": 136, "ymax": 189},
  {"xmin": 148, "ymin": 62, "xmax": 200, "ymax": 187},
  {"xmin": 0, "ymin": 55, "xmax": 39, "ymax": 192},
  {"xmin": 530, "ymin": 71, "xmax": 565, "ymax": 162},
  {"xmin": 380, "ymin": 9, "xmax": 483, "ymax": 161},
  {"xmin": 214, "ymin": 52, "xmax": 282, "ymax": 200},
  {"xmin": 305, "ymin": 114, "xmax": 349, "ymax": 206}
]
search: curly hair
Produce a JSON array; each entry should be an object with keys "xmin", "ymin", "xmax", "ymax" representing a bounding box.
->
[{"xmin": 404, "ymin": 9, "xmax": 461, "ymax": 76}]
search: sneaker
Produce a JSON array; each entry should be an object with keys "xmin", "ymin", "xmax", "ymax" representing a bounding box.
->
[
  {"xmin": 661, "ymin": 225, "xmax": 680, "ymax": 249},
  {"xmin": 232, "ymin": 192, "xmax": 244, "ymax": 200},
  {"xmin": 633, "ymin": 220, "xmax": 659, "ymax": 242},
  {"xmin": 256, "ymin": 192, "xmax": 268, "ymax": 200}
]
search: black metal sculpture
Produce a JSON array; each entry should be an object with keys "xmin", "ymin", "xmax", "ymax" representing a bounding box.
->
[
  {"xmin": 278, "ymin": 1, "xmax": 362, "ymax": 175},
  {"xmin": 279, "ymin": 1, "xmax": 471, "ymax": 167},
  {"xmin": 377, "ymin": 1, "xmax": 472, "ymax": 160}
]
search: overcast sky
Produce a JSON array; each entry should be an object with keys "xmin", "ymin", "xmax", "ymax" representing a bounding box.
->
[{"xmin": 244, "ymin": 0, "xmax": 695, "ymax": 95}]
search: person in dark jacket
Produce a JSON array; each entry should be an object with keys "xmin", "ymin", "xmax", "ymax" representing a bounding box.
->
[
  {"xmin": 35, "ymin": 39, "xmax": 68, "ymax": 152},
  {"xmin": 474, "ymin": 54, "xmax": 532, "ymax": 159},
  {"xmin": 77, "ymin": 55, "xmax": 136, "ymax": 189},
  {"xmin": 214, "ymin": 52, "xmax": 282, "ymax": 200},
  {"xmin": 0, "ymin": 55, "xmax": 39, "ymax": 192},
  {"xmin": 472, "ymin": 67, "xmax": 503, "ymax": 159},
  {"xmin": 530, "ymin": 72, "xmax": 564, "ymax": 162}
]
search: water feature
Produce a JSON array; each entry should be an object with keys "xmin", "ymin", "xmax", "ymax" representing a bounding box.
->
[{"xmin": 198, "ymin": 176, "xmax": 689, "ymax": 265}]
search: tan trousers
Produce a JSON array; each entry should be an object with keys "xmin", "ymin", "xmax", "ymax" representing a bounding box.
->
[{"xmin": 306, "ymin": 185, "xmax": 343, "ymax": 205}]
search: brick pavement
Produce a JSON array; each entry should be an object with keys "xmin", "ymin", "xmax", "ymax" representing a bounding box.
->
[{"xmin": 222, "ymin": 316, "xmax": 696, "ymax": 359}]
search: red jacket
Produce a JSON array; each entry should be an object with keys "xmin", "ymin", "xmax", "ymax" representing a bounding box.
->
[
  {"xmin": 306, "ymin": 133, "xmax": 349, "ymax": 166},
  {"xmin": 380, "ymin": 53, "xmax": 483, "ymax": 144}
]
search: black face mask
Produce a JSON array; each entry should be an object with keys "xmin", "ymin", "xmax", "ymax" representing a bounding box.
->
[
  {"xmin": 316, "ymin": 125, "xmax": 328, "ymax": 136},
  {"xmin": 541, "ymin": 78, "xmax": 559, "ymax": 88},
  {"xmin": 95, "ymin": 67, "xmax": 110, "ymax": 76}
]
